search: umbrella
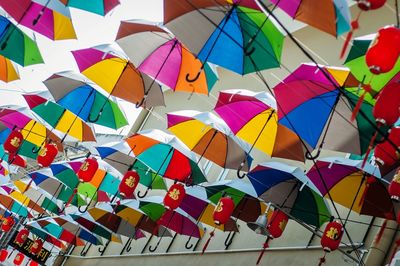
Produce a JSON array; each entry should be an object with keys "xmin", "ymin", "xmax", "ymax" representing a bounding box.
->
[
  {"xmin": 273, "ymin": 63, "xmax": 376, "ymax": 155},
  {"xmin": 0, "ymin": 0, "xmax": 77, "ymax": 40},
  {"xmin": 58, "ymin": 0, "xmax": 120, "ymax": 16},
  {"xmin": 247, "ymin": 162, "xmax": 331, "ymax": 228},
  {"xmin": 344, "ymin": 33, "xmax": 400, "ymax": 95},
  {"xmin": 0, "ymin": 55, "xmax": 18, "ymax": 82},
  {"xmin": 269, "ymin": 0, "xmax": 351, "ymax": 37},
  {"xmin": 23, "ymin": 93, "xmax": 96, "ymax": 142},
  {"xmin": 306, "ymin": 157, "xmax": 395, "ymax": 219},
  {"xmin": 167, "ymin": 110, "xmax": 252, "ymax": 171},
  {"xmin": 0, "ymin": 16, "xmax": 43, "ymax": 66},
  {"xmin": 164, "ymin": 0, "xmax": 285, "ymax": 75},
  {"xmin": 71, "ymin": 45, "xmax": 164, "ymax": 108},
  {"xmin": 43, "ymin": 72, "xmax": 128, "ymax": 130},
  {"xmin": 0, "ymin": 193, "xmax": 31, "ymax": 217},
  {"xmin": 214, "ymin": 89, "xmax": 305, "ymax": 162},
  {"xmin": 115, "ymin": 20, "xmax": 218, "ymax": 95},
  {"xmin": 0, "ymin": 185, "xmax": 47, "ymax": 215},
  {"xmin": 27, "ymin": 226, "xmax": 66, "ymax": 249}
]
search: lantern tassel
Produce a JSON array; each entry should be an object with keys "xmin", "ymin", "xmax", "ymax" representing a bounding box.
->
[
  {"xmin": 201, "ymin": 228, "xmax": 215, "ymax": 255},
  {"xmin": 376, "ymin": 219, "xmax": 388, "ymax": 245},
  {"xmin": 340, "ymin": 19, "xmax": 360, "ymax": 59},
  {"xmin": 64, "ymin": 188, "xmax": 78, "ymax": 210},
  {"xmin": 318, "ymin": 253, "xmax": 327, "ymax": 266},
  {"xmin": 351, "ymin": 83, "xmax": 372, "ymax": 122},
  {"xmin": 256, "ymin": 242, "xmax": 269, "ymax": 265},
  {"xmin": 361, "ymin": 131, "xmax": 379, "ymax": 169}
]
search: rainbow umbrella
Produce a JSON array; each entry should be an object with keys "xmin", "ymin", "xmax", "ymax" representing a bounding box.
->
[
  {"xmin": 43, "ymin": 72, "xmax": 128, "ymax": 130},
  {"xmin": 58, "ymin": 0, "xmax": 120, "ymax": 16},
  {"xmin": 23, "ymin": 93, "xmax": 96, "ymax": 142},
  {"xmin": 164, "ymin": 0, "xmax": 284, "ymax": 75},
  {"xmin": 167, "ymin": 110, "xmax": 252, "ymax": 171},
  {"xmin": 0, "ymin": 16, "xmax": 43, "ymax": 66},
  {"xmin": 0, "ymin": 0, "xmax": 76, "ymax": 40},
  {"xmin": 116, "ymin": 20, "xmax": 218, "ymax": 95},
  {"xmin": 306, "ymin": 157, "xmax": 395, "ymax": 219},
  {"xmin": 214, "ymin": 89, "xmax": 305, "ymax": 162},
  {"xmin": 72, "ymin": 45, "xmax": 164, "ymax": 108},
  {"xmin": 0, "ymin": 55, "xmax": 18, "ymax": 82},
  {"xmin": 270, "ymin": 0, "xmax": 351, "ymax": 37}
]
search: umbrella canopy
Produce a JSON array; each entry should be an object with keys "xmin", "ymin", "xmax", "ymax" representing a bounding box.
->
[
  {"xmin": 270, "ymin": 0, "xmax": 351, "ymax": 37},
  {"xmin": 0, "ymin": 185, "xmax": 47, "ymax": 215},
  {"xmin": 306, "ymin": 157, "xmax": 395, "ymax": 219},
  {"xmin": 0, "ymin": 16, "xmax": 43, "ymax": 66},
  {"xmin": 344, "ymin": 33, "xmax": 400, "ymax": 95},
  {"xmin": 0, "ymin": 55, "xmax": 19, "ymax": 82},
  {"xmin": 27, "ymin": 226, "xmax": 66, "ymax": 249},
  {"xmin": 167, "ymin": 110, "xmax": 252, "ymax": 171},
  {"xmin": 214, "ymin": 89, "xmax": 305, "ymax": 161},
  {"xmin": 247, "ymin": 162, "xmax": 331, "ymax": 227},
  {"xmin": 23, "ymin": 93, "xmax": 96, "ymax": 142},
  {"xmin": 43, "ymin": 73, "xmax": 128, "ymax": 130},
  {"xmin": 72, "ymin": 46, "xmax": 165, "ymax": 108},
  {"xmin": 58, "ymin": 0, "xmax": 120, "ymax": 16},
  {"xmin": 164, "ymin": 0, "xmax": 285, "ymax": 75},
  {"xmin": 0, "ymin": 0, "xmax": 77, "ymax": 40},
  {"xmin": 0, "ymin": 193, "xmax": 31, "ymax": 217}
]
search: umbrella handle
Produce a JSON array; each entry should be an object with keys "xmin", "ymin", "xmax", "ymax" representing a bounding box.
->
[
  {"xmin": 185, "ymin": 236, "xmax": 194, "ymax": 249},
  {"xmin": 148, "ymin": 237, "xmax": 162, "ymax": 253},
  {"xmin": 305, "ymin": 149, "xmax": 321, "ymax": 161},
  {"xmin": 236, "ymin": 162, "xmax": 246, "ymax": 179},
  {"xmin": 78, "ymin": 204, "xmax": 90, "ymax": 213},
  {"xmin": 32, "ymin": 145, "xmax": 42, "ymax": 154},
  {"xmin": 224, "ymin": 231, "xmax": 236, "ymax": 248},
  {"xmin": 135, "ymin": 97, "xmax": 145, "ymax": 108},
  {"xmin": 98, "ymin": 240, "xmax": 111, "ymax": 255},
  {"xmin": 137, "ymin": 188, "xmax": 149, "ymax": 198},
  {"xmin": 88, "ymin": 110, "xmax": 103, "ymax": 123},
  {"xmin": 80, "ymin": 243, "xmax": 92, "ymax": 256},
  {"xmin": 185, "ymin": 71, "xmax": 201, "ymax": 83},
  {"xmin": 125, "ymin": 238, "xmax": 133, "ymax": 252},
  {"xmin": 244, "ymin": 46, "xmax": 256, "ymax": 56}
]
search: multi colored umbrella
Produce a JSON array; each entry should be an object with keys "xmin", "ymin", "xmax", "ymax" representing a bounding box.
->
[
  {"xmin": 247, "ymin": 162, "xmax": 331, "ymax": 227},
  {"xmin": 0, "ymin": 0, "xmax": 76, "ymax": 40},
  {"xmin": 269, "ymin": 0, "xmax": 351, "ymax": 36},
  {"xmin": 23, "ymin": 93, "xmax": 96, "ymax": 142},
  {"xmin": 214, "ymin": 89, "xmax": 305, "ymax": 162},
  {"xmin": 43, "ymin": 73, "xmax": 128, "ymax": 130},
  {"xmin": 0, "ymin": 185, "xmax": 47, "ymax": 216},
  {"xmin": 72, "ymin": 46, "xmax": 164, "ymax": 108},
  {"xmin": 58, "ymin": 0, "xmax": 120, "ymax": 16},
  {"xmin": 164, "ymin": 0, "xmax": 285, "ymax": 75},
  {"xmin": 0, "ymin": 192, "xmax": 31, "ymax": 217},
  {"xmin": 306, "ymin": 157, "xmax": 395, "ymax": 219},
  {"xmin": 0, "ymin": 16, "xmax": 43, "ymax": 66},
  {"xmin": 0, "ymin": 55, "xmax": 18, "ymax": 82},
  {"xmin": 27, "ymin": 225, "xmax": 66, "ymax": 249},
  {"xmin": 167, "ymin": 110, "xmax": 252, "ymax": 171}
]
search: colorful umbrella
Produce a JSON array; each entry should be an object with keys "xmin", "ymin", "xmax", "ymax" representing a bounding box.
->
[
  {"xmin": 0, "ymin": 0, "xmax": 77, "ymax": 40},
  {"xmin": 273, "ymin": 63, "xmax": 376, "ymax": 155},
  {"xmin": 58, "ymin": 0, "xmax": 120, "ymax": 16},
  {"xmin": 72, "ymin": 46, "xmax": 164, "ymax": 108},
  {"xmin": 0, "ymin": 193, "xmax": 31, "ymax": 217},
  {"xmin": 167, "ymin": 110, "xmax": 252, "ymax": 171},
  {"xmin": 0, "ymin": 16, "xmax": 43, "ymax": 66},
  {"xmin": 269, "ymin": 0, "xmax": 351, "ymax": 36},
  {"xmin": 214, "ymin": 89, "xmax": 305, "ymax": 162},
  {"xmin": 27, "ymin": 226, "xmax": 66, "ymax": 249},
  {"xmin": 0, "ymin": 55, "xmax": 18, "ymax": 82},
  {"xmin": 23, "ymin": 93, "xmax": 96, "ymax": 142},
  {"xmin": 0, "ymin": 185, "xmax": 47, "ymax": 215},
  {"xmin": 164, "ymin": 0, "xmax": 285, "ymax": 75},
  {"xmin": 43, "ymin": 72, "xmax": 128, "ymax": 130},
  {"xmin": 344, "ymin": 33, "xmax": 400, "ymax": 94},
  {"xmin": 247, "ymin": 162, "xmax": 331, "ymax": 227},
  {"xmin": 306, "ymin": 157, "xmax": 395, "ymax": 219}
]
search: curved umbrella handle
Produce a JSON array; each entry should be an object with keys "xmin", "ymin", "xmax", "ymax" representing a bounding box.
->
[
  {"xmin": 137, "ymin": 188, "xmax": 149, "ymax": 199},
  {"xmin": 148, "ymin": 238, "xmax": 162, "ymax": 253},
  {"xmin": 244, "ymin": 46, "xmax": 256, "ymax": 56},
  {"xmin": 88, "ymin": 111, "xmax": 103, "ymax": 123},
  {"xmin": 224, "ymin": 231, "xmax": 236, "ymax": 249},
  {"xmin": 185, "ymin": 236, "xmax": 194, "ymax": 249},
  {"xmin": 80, "ymin": 243, "xmax": 92, "ymax": 256},
  {"xmin": 98, "ymin": 240, "xmax": 111, "ymax": 255},
  {"xmin": 236, "ymin": 162, "xmax": 246, "ymax": 179},
  {"xmin": 126, "ymin": 238, "xmax": 133, "ymax": 252},
  {"xmin": 135, "ymin": 97, "xmax": 145, "ymax": 108},
  {"xmin": 305, "ymin": 149, "xmax": 321, "ymax": 161},
  {"xmin": 78, "ymin": 205, "xmax": 89, "ymax": 213},
  {"xmin": 186, "ymin": 71, "xmax": 201, "ymax": 83},
  {"xmin": 32, "ymin": 145, "xmax": 42, "ymax": 154}
]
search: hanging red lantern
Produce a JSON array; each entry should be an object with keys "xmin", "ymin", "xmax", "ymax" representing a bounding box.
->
[
  {"xmin": 29, "ymin": 260, "xmax": 39, "ymax": 266},
  {"xmin": 389, "ymin": 168, "xmax": 400, "ymax": 201},
  {"xmin": 267, "ymin": 210, "xmax": 288, "ymax": 239},
  {"xmin": 1, "ymin": 216, "xmax": 14, "ymax": 232},
  {"xmin": 3, "ymin": 130, "xmax": 23, "ymax": 154},
  {"xmin": 374, "ymin": 127, "xmax": 400, "ymax": 166},
  {"xmin": 15, "ymin": 228, "xmax": 29, "ymax": 246},
  {"xmin": 0, "ymin": 249, "xmax": 8, "ymax": 262},
  {"xmin": 119, "ymin": 170, "xmax": 140, "ymax": 199},
  {"xmin": 321, "ymin": 220, "xmax": 343, "ymax": 252},
  {"xmin": 365, "ymin": 25, "xmax": 400, "ymax": 75},
  {"xmin": 373, "ymin": 82, "xmax": 400, "ymax": 127},
  {"xmin": 163, "ymin": 183, "xmax": 186, "ymax": 210},
  {"xmin": 356, "ymin": 0, "xmax": 386, "ymax": 10},
  {"xmin": 30, "ymin": 239, "xmax": 43, "ymax": 255},
  {"xmin": 37, "ymin": 143, "xmax": 58, "ymax": 167},
  {"xmin": 77, "ymin": 157, "xmax": 98, "ymax": 182},
  {"xmin": 13, "ymin": 252, "xmax": 24, "ymax": 266},
  {"xmin": 213, "ymin": 196, "xmax": 235, "ymax": 225}
]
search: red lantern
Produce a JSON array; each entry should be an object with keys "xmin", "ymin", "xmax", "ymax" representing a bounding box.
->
[
  {"xmin": 213, "ymin": 196, "xmax": 235, "ymax": 225},
  {"xmin": 29, "ymin": 260, "xmax": 39, "ymax": 266},
  {"xmin": 3, "ymin": 130, "xmax": 23, "ymax": 154},
  {"xmin": 119, "ymin": 170, "xmax": 140, "ymax": 198},
  {"xmin": 373, "ymin": 82, "xmax": 400, "ymax": 126},
  {"xmin": 267, "ymin": 210, "xmax": 288, "ymax": 239},
  {"xmin": 13, "ymin": 252, "xmax": 24, "ymax": 266},
  {"xmin": 366, "ymin": 26, "xmax": 400, "ymax": 75},
  {"xmin": 37, "ymin": 143, "xmax": 58, "ymax": 167},
  {"xmin": 374, "ymin": 127, "xmax": 400, "ymax": 166},
  {"xmin": 0, "ymin": 249, "xmax": 8, "ymax": 262},
  {"xmin": 389, "ymin": 168, "xmax": 400, "ymax": 201},
  {"xmin": 15, "ymin": 228, "xmax": 29, "ymax": 246},
  {"xmin": 77, "ymin": 157, "xmax": 98, "ymax": 182},
  {"xmin": 357, "ymin": 0, "xmax": 386, "ymax": 10},
  {"xmin": 30, "ymin": 239, "xmax": 43, "ymax": 255},
  {"xmin": 321, "ymin": 221, "xmax": 343, "ymax": 252},
  {"xmin": 1, "ymin": 216, "xmax": 14, "ymax": 232},
  {"xmin": 163, "ymin": 183, "xmax": 186, "ymax": 210}
]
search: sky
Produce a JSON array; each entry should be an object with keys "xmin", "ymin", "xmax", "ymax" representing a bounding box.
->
[{"xmin": 0, "ymin": 0, "xmax": 163, "ymax": 134}]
